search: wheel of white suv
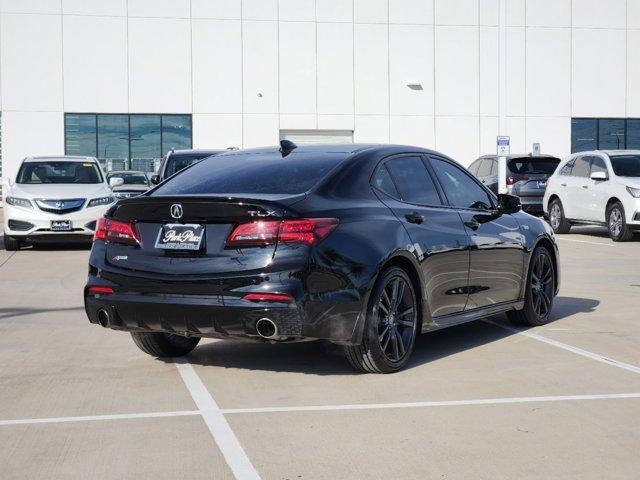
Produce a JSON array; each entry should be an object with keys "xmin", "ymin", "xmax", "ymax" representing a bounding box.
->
[
  {"xmin": 606, "ymin": 201, "xmax": 634, "ymax": 242},
  {"xmin": 3, "ymin": 236, "xmax": 20, "ymax": 251},
  {"xmin": 548, "ymin": 199, "xmax": 571, "ymax": 234}
]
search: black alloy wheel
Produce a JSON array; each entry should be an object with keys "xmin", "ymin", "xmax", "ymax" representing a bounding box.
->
[
  {"xmin": 507, "ymin": 246, "xmax": 555, "ymax": 326},
  {"xmin": 345, "ymin": 267, "xmax": 418, "ymax": 373}
]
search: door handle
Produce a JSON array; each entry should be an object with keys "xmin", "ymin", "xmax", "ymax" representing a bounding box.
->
[
  {"xmin": 561, "ymin": 183, "xmax": 567, "ymax": 187},
  {"xmin": 464, "ymin": 220, "xmax": 480, "ymax": 230},
  {"xmin": 582, "ymin": 185, "xmax": 589, "ymax": 189},
  {"xmin": 405, "ymin": 212, "xmax": 425, "ymax": 224}
]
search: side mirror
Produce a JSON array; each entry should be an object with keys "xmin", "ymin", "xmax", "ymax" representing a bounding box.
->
[
  {"xmin": 150, "ymin": 175, "xmax": 160, "ymax": 185},
  {"xmin": 590, "ymin": 171, "xmax": 608, "ymax": 181},
  {"xmin": 109, "ymin": 177, "xmax": 125, "ymax": 188},
  {"xmin": 497, "ymin": 193, "xmax": 521, "ymax": 214}
]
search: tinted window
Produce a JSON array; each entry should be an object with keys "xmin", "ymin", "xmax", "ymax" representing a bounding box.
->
[
  {"xmin": 130, "ymin": 115, "xmax": 161, "ymax": 160},
  {"xmin": 589, "ymin": 156, "xmax": 608, "ymax": 176},
  {"xmin": 628, "ymin": 119, "xmax": 640, "ymax": 150},
  {"xmin": 489, "ymin": 159, "xmax": 498, "ymax": 176},
  {"xmin": 98, "ymin": 114, "xmax": 129, "ymax": 161},
  {"xmin": 598, "ymin": 119, "xmax": 625, "ymax": 150},
  {"xmin": 371, "ymin": 165, "xmax": 399, "ymax": 198},
  {"xmin": 610, "ymin": 155, "xmax": 640, "ymax": 177},
  {"xmin": 468, "ymin": 160, "xmax": 481, "ymax": 176},
  {"xmin": 65, "ymin": 114, "xmax": 97, "ymax": 157},
  {"xmin": 571, "ymin": 119, "xmax": 597, "ymax": 152},
  {"xmin": 17, "ymin": 161, "xmax": 102, "ymax": 184},
  {"xmin": 571, "ymin": 157, "xmax": 591, "ymax": 178},
  {"xmin": 508, "ymin": 157, "xmax": 560, "ymax": 174},
  {"xmin": 164, "ymin": 153, "xmax": 214, "ymax": 178},
  {"xmin": 559, "ymin": 159, "xmax": 575, "ymax": 176},
  {"xmin": 107, "ymin": 172, "xmax": 149, "ymax": 185},
  {"xmin": 152, "ymin": 152, "xmax": 345, "ymax": 195},
  {"xmin": 385, "ymin": 157, "xmax": 441, "ymax": 205},
  {"xmin": 477, "ymin": 159, "xmax": 492, "ymax": 177},
  {"xmin": 162, "ymin": 115, "xmax": 192, "ymax": 154},
  {"xmin": 430, "ymin": 157, "xmax": 493, "ymax": 210}
]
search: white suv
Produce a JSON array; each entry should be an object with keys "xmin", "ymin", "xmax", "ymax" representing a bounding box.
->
[
  {"xmin": 2, "ymin": 156, "xmax": 118, "ymax": 250},
  {"xmin": 543, "ymin": 150, "xmax": 640, "ymax": 241}
]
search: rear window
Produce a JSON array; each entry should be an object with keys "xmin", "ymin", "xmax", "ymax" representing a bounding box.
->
[
  {"xmin": 508, "ymin": 157, "xmax": 560, "ymax": 174},
  {"xmin": 152, "ymin": 152, "xmax": 347, "ymax": 196}
]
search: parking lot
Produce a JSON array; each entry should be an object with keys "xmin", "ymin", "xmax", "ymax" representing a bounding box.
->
[{"xmin": 1, "ymin": 206, "xmax": 639, "ymax": 480}]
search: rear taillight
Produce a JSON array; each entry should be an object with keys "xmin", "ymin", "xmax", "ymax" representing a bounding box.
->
[
  {"xmin": 226, "ymin": 218, "xmax": 338, "ymax": 248},
  {"xmin": 87, "ymin": 286, "xmax": 114, "ymax": 295},
  {"xmin": 94, "ymin": 217, "xmax": 140, "ymax": 246},
  {"xmin": 506, "ymin": 177, "xmax": 517, "ymax": 186}
]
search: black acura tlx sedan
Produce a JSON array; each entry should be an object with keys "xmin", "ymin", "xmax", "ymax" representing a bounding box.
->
[{"xmin": 84, "ymin": 142, "xmax": 559, "ymax": 373}]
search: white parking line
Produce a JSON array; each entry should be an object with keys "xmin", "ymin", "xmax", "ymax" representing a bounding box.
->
[
  {"xmin": 555, "ymin": 237, "xmax": 614, "ymax": 247},
  {"xmin": 174, "ymin": 357, "xmax": 261, "ymax": 480},
  {"xmin": 0, "ymin": 410, "xmax": 200, "ymax": 426},
  {"xmin": 486, "ymin": 320, "xmax": 640, "ymax": 374},
  {"xmin": 221, "ymin": 392, "xmax": 640, "ymax": 414}
]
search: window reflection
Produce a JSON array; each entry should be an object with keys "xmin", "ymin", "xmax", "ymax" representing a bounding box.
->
[
  {"xmin": 572, "ymin": 118, "xmax": 640, "ymax": 153},
  {"xmin": 98, "ymin": 114, "xmax": 129, "ymax": 160},
  {"xmin": 130, "ymin": 115, "xmax": 161, "ymax": 160},
  {"xmin": 598, "ymin": 119, "xmax": 625, "ymax": 150},
  {"xmin": 65, "ymin": 114, "xmax": 97, "ymax": 157},
  {"xmin": 571, "ymin": 119, "xmax": 597, "ymax": 153},
  {"xmin": 162, "ymin": 115, "xmax": 192, "ymax": 154},
  {"xmin": 627, "ymin": 119, "xmax": 640, "ymax": 150}
]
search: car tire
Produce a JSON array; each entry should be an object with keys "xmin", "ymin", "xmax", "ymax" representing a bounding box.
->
[
  {"xmin": 548, "ymin": 199, "xmax": 571, "ymax": 234},
  {"xmin": 3, "ymin": 235, "xmax": 20, "ymax": 251},
  {"xmin": 606, "ymin": 201, "xmax": 634, "ymax": 242},
  {"xmin": 131, "ymin": 332, "xmax": 200, "ymax": 357},
  {"xmin": 507, "ymin": 246, "xmax": 555, "ymax": 327},
  {"xmin": 345, "ymin": 266, "xmax": 419, "ymax": 373}
]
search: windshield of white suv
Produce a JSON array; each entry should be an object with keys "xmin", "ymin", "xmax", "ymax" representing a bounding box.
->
[
  {"xmin": 610, "ymin": 155, "xmax": 640, "ymax": 177},
  {"xmin": 107, "ymin": 172, "xmax": 149, "ymax": 186},
  {"xmin": 17, "ymin": 161, "xmax": 103, "ymax": 184}
]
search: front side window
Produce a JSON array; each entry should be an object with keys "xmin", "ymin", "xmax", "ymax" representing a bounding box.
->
[
  {"xmin": 17, "ymin": 161, "xmax": 103, "ymax": 184},
  {"xmin": 384, "ymin": 156, "xmax": 441, "ymax": 205},
  {"xmin": 610, "ymin": 155, "xmax": 640, "ymax": 177},
  {"xmin": 571, "ymin": 156, "xmax": 591, "ymax": 178},
  {"xmin": 429, "ymin": 157, "xmax": 493, "ymax": 210},
  {"xmin": 589, "ymin": 156, "xmax": 608, "ymax": 176}
]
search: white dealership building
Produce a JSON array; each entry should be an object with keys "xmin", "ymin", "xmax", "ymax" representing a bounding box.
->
[{"xmin": 1, "ymin": 0, "xmax": 639, "ymax": 182}]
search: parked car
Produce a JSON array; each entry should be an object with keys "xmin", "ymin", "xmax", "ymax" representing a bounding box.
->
[
  {"xmin": 468, "ymin": 154, "xmax": 560, "ymax": 214},
  {"xmin": 150, "ymin": 149, "xmax": 225, "ymax": 185},
  {"xmin": 84, "ymin": 143, "xmax": 559, "ymax": 373},
  {"xmin": 2, "ymin": 156, "xmax": 115, "ymax": 250},
  {"xmin": 544, "ymin": 150, "xmax": 640, "ymax": 241},
  {"xmin": 107, "ymin": 170, "xmax": 150, "ymax": 199}
]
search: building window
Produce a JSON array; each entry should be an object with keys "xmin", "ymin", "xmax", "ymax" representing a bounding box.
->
[
  {"xmin": 64, "ymin": 113, "xmax": 192, "ymax": 171},
  {"xmin": 571, "ymin": 118, "xmax": 640, "ymax": 153}
]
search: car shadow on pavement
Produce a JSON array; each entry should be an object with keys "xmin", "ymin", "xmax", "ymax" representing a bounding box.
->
[{"xmin": 177, "ymin": 295, "xmax": 600, "ymax": 375}]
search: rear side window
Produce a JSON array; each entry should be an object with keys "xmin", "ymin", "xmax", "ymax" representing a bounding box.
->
[
  {"xmin": 385, "ymin": 156, "xmax": 441, "ymax": 205},
  {"xmin": 430, "ymin": 157, "xmax": 494, "ymax": 210},
  {"xmin": 153, "ymin": 152, "xmax": 346, "ymax": 195},
  {"xmin": 489, "ymin": 159, "xmax": 498, "ymax": 176},
  {"xmin": 468, "ymin": 160, "xmax": 481, "ymax": 176},
  {"xmin": 571, "ymin": 156, "xmax": 591, "ymax": 178},
  {"xmin": 508, "ymin": 157, "xmax": 560, "ymax": 174},
  {"xmin": 477, "ymin": 159, "xmax": 492, "ymax": 177},
  {"xmin": 559, "ymin": 159, "xmax": 575, "ymax": 176},
  {"xmin": 371, "ymin": 165, "xmax": 400, "ymax": 198}
]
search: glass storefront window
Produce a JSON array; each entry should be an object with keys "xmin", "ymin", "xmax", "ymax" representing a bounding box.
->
[
  {"xmin": 572, "ymin": 118, "xmax": 640, "ymax": 153},
  {"xmin": 571, "ymin": 119, "xmax": 597, "ymax": 153},
  {"xmin": 162, "ymin": 115, "xmax": 192, "ymax": 154},
  {"xmin": 98, "ymin": 114, "xmax": 129, "ymax": 161},
  {"xmin": 627, "ymin": 119, "xmax": 640, "ymax": 150},
  {"xmin": 598, "ymin": 119, "xmax": 625, "ymax": 150},
  {"xmin": 65, "ymin": 114, "xmax": 97, "ymax": 157},
  {"xmin": 130, "ymin": 115, "xmax": 161, "ymax": 161}
]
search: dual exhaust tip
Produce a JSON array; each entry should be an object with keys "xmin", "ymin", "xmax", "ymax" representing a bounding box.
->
[{"xmin": 99, "ymin": 309, "xmax": 280, "ymax": 340}]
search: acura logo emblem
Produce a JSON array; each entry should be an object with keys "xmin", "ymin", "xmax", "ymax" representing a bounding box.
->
[
  {"xmin": 56, "ymin": 201, "xmax": 64, "ymax": 209},
  {"xmin": 170, "ymin": 204, "xmax": 183, "ymax": 219}
]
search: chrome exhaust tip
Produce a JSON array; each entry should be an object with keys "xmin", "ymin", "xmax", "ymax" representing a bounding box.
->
[
  {"xmin": 256, "ymin": 318, "xmax": 278, "ymax": 339},
  {"xmin": 97, "ymin": 309, "xmax": 111, "ymax": 328}
]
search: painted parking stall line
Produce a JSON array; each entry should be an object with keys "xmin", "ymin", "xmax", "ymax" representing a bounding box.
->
[
  {"xmin": 174, "ymin": 357, "xmax": 261, "ymax": 480},
  {"xmin": 0, "ymin": 410, "xmax": 200, "ymax": 427},
  {"xmin": 220, "ymin": 392, "xmax": 640, "ymax": 415},
  {"xmin": 485, "ymin": 320, "xmax": 640, "ymax": 374},
  {"xmin": 555, "ymin": 237, "xmax": 614, "ymax": 247}
]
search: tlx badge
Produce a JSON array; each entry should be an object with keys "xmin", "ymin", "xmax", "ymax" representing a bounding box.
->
[{"xmin": 248, "ymin": 210, "xmax": 278, "ymax": 217}]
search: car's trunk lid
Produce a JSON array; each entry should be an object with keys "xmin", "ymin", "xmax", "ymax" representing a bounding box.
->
[{"xmin": 105, "ymin": 194, "xmax": 304, "ymax": 275}]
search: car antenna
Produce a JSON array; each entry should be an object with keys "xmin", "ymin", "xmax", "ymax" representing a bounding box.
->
[{"xmin": 279, "ymin": 139, "xmax": 297, "ymax": 157}]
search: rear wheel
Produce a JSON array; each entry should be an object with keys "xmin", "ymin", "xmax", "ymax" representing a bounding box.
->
[
  {"xmin": 507, "ymin": 246, "xmax": 555, "ymax": 326},
  {"xmin": 345, "ymin": 267, "xmax": 418, "ymax": 373},
  {"xmin": 548, "ymin": 199, "xmax": 571, "ymax": 234},
  {"xmin": 606, "ymin": 202, "xmax": 634, "ymax": 242},
  {"xmin": 3, "ymin": 236, "xmax": 20, "ymax": 251},
  {"xmin": 131, "ymin": 332, "xmax": 200, "ymax": 357}
]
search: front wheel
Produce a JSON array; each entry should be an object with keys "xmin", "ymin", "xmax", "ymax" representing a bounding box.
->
[
  {"xmin": 3, "ymin": 235, "xmax": 20, "ymax": 251},
  {"xmin": 607, "ymin": 202, "xmax": 634, "ymax": 242},
  {"xmin": 507, "ymin": 246, "xmax": 555, "ymax": 326},
  {"xmin": 131, "ymin": 332, "xmax": 200, "ymax": 357},
  {"xmin": 345, "ymin": 267, "xmax": 418, "ymax": 373}
]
